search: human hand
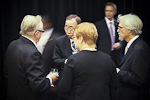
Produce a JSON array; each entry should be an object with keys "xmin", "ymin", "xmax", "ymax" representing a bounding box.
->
[
  {"xmin": 113, "ymin": 42, "xmax": 121, "ymax": 50},
  {"xmin": 47, "ymin": 73, "xmax": 59, "ymax": 84}
]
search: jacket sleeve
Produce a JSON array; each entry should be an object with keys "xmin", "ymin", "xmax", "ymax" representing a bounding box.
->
[
  {"xmin": 25, "ymin": 51, "xmax": 50, "ymax": 93},
  {"xmin": 52, "ymin": 40, "xmax": 66, "ymax": 69},
  {"xmin": 57, "ymin": 58, "xmax": 74, "ymax": 99}
]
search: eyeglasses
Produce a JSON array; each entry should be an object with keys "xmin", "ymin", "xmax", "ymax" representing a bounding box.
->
[
  {"xmin": 34, "ymin": 30, "xmax": 44, "ymax": 37},
  {"xmin": 72, "ymin": 36, "xmax": 75, "ymax": 40},
  {"xmin": 64, "ymin": 26, "xmax": 75, "ymax": 32},
  {"xmin": 37, "ymin": 30, "xmax": 45, "ymax": 33}
]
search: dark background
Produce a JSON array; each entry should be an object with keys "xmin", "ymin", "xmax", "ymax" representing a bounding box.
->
[{"xmin": 0, "ymin": 0, "xmax": 149, "ymax": 99}]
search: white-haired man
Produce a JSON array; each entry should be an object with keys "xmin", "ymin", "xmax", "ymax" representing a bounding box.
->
[
  {"xmin": 4, "ymin": 15, "xmax": 59, "ymax": 100},
  {"xmin": 117, "ymin": 14, "xmax": 150, "ymax": 100}
]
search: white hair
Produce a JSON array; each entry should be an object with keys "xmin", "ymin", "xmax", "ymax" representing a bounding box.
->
[
  {"xmin": 118, "ymin": 14, "xmax": 143, "ymax": 35},
  {"xmin": 20, "ymin": 15, "xmax": 43, "ymax": 35}
]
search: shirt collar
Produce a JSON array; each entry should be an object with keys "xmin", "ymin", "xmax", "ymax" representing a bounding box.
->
[
  {"xmin": 22, "ymin": 35, "xmax": 37, "ymax": 47},
  {"xmin": 105, "ymin": 17, "xmax": 114, "ymax": 24},
  {"xmin": 70, "ymin": 38, "xmax": 74, "ymax": 44},
  {"xmin": 127, "ymin": 35, "xmax": 139, "ymax": 48}
]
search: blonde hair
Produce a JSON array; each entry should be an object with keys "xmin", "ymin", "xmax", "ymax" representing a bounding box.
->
[
  {"xmin": 20, "ymin": 15, "xmax": 43, "ymax": 35},
  {"xmin": 118, "ymin": 14, "xmax": 143, "ymax": 35},
  {"xmin": 75, "ymin": 22, "xmax": 98, "ymax": 47}
]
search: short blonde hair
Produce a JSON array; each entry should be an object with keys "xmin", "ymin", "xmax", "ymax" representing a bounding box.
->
[
  {"xmin": 75, "ymin": 22, "xmax": 98, "ymax": 46},
  {"xmin": 20, "ymin": 15, "xmax": 43, "ymax": 35},
  {"xmin": 118, "ymin": 14, "xmax": 143, "ymax": 35}
]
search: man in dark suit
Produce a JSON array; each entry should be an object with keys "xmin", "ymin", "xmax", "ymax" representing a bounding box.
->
[
  {"xmin": 4, "ymin": 15, "xmax": 59, "ymax": 100},
  {"xmin": 36, "ymin": 14, "xmax": 61, "ymax": 100},
  {"xmin": 37, "ymin": 14, "xmax": 60, "ymax": 75},
  {"xmin": 58, "ymin": 22, "xmax": 119, "ymax": 100},
  {"xmin": 116, "ymin": 14, "xmax": 150, "ymax": 100},
  {"xmin": 52, "ymin": 14, "xmax": 81, "ymax": 72},
  {"xmin": 95, "ymin": 2, "xmax": 125, "ymax": 66}
]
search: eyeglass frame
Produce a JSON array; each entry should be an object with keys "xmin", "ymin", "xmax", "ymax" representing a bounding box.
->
[
  {"xmin": 34, "ymin": 30, "xmax": 45, "ymax": 37},
  {"xmin": 64, "ymin": 26, "xmax": 75, "ymax": 32}
]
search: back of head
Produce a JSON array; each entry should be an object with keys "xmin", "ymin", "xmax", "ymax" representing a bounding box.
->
[
  {"xmin": 118, "ymin": 14, "xmax": 143, "ymax": 35},
  {"xmin": 41, "ymin": 14, "xmax": 53, "ymax": 30},
  {"xmin": 66, "ymin": 14, "xmax": 82, "ymax": 25},
  {"xmin": 20, "ymin": 15, "xmax": 43, "ymax": 36},
  {"xmin": 75, "ymin": 22, "xmax": 98, "ymax": 46}
]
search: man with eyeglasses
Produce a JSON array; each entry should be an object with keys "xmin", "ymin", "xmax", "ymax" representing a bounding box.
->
[
  {"xmin": 52, "ymin": 14, "xmax": 81, "ymax": 84},
  {"xmin": 4, "ymin": 15, "xmax": 59, "ymax": 100},
  {"xmin": 117, "ymin": 14, "xmax": 150, "ymax": 100}
]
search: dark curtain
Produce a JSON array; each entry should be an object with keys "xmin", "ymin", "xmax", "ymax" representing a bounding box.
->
[{"xmin": 0, "ymin": 0, "xmax": 149, "ymax": 100}]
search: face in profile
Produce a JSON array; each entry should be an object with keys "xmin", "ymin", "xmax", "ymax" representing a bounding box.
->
[
  {"xmin": 64, "ymin": 18, "xmax": 77, "ymax": 39},
  {"xmin": 105, "ymin": 5, "xmax": 116, "ymax": 20},
  {"xmin": 117, "ymin": 21, "xmax": 129, "ymax": 41}
]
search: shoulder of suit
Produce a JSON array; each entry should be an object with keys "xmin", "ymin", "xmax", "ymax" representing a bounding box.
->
[
  {"xmin": 55, "ymin": 35, "xmax": 68, "ymax": 44},
  {"xmin": 95, "ymin": 19, "xmax": 105, "ymax": 26}
]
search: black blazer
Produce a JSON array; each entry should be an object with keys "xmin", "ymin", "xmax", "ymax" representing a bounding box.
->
[
  {"xmin": 118, "ymin": 37, "xmax": 150, "ymax": 100},
  {"xmin": 42, "ymin": 30, "xmax": 60, "ymax": 75},
  {"xmin": 95, "ymin": 19, "xmax": 119, "ymax": 55},
  {"xmin": 52, "ymin": 35, "xmax": 72, "ymax": 70},
  {"xmin": 4, "ymin": 36, "xmax": 50, "ymax": 100},
  {"xmin": 58, "ymin": 50, "xmax": 119, "ymax": 100}
]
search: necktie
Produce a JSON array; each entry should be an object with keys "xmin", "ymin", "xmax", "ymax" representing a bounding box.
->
[
  {"xmin": 109, "ymin": 22, "xmax": 115, "ymax": 51},
  {"xmin": 72, "ymin": 41, "xmax": 78, "ymax": 54},
  {"xmin": 124, "ymin": 46, "xmax": 128, "ymax": 55},
  {"xmin": 72, "ymin": 41, "xmax": 75, "ymax": 50}
]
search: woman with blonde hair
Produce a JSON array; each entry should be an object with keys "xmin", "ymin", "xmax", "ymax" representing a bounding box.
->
[{"xmin": 58, "ymin": 22, "xmax": 119, "ymax": 100}]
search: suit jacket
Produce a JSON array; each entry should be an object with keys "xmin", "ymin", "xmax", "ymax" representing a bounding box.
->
[
  {"xmin": 95, "ymin": 18, "xmax": 126, "ymax": 66},
  {"xmin": 95, "ymin": 19, "xmax": 119, "ymax": 55},
  {"xmin": 42, "ymin": 30, "xmax": 60, "ymax": 75},
  {"xmin": 58, "ymin": 50, "xmax": 119, "ymax": 100},
  {"xmin": 52, "ymin": 35, "xmax": 72, "ymax": 70},
  {"xmin": 118, "ymin": 37, "xmax": 150, "ymax": 100},
  {"xmin": 4, "ymin": 36, "xmax": 50, "ymax": 100}
]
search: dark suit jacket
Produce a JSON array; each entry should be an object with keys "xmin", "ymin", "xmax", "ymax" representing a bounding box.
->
[
  {"xmin": 58, "ymin": 50, "xmax": 119, "ymax": 100},
  {"xmin": 95, "ymin": 18, "xmax": 125, "ymax": 66},
  {"xmin": 4, "ymin": 36, "xmax": 50, "ymax": 100},
  {"xmin": 52, "ymin": 35, "xmax": 72, "ymax": 70},
  {"xmin": 118, "ymin": 37, "xmax": 150, "ymax": 100},
  {"xmin": 42, "ymin": 30, "xmax": 60, "ymax": 75},
  {"xmin": 95, "ymin": 19, "xmax": 119, "ymax": 55}
]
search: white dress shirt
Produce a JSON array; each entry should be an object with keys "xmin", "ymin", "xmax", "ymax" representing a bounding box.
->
[
  {"xmin": 126, "ymin": 35, "xmax": 139, "ymax": 49},
  {"xmin": 105, "ymin": 17, "xmax": 115, "ymax": 37},
  {"xmin": 37, "ymin": 28, "xmax": 54, "ymax": 54}
]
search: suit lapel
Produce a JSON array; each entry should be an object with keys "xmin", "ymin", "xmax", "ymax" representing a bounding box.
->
[
  {"xmin": 64, "ymin": 35, "xmax": 72, "ymax": 56},
  {"xmin": 103, "ymin": 20, "xmax": 110, "ymax": 38},
  {"xmin": 120, "ymin": 46, "xmax": 134, "ymax": 66},
  {"xmin": 119, "ymin": 37, "xmax": 141, "ymax": 66}
]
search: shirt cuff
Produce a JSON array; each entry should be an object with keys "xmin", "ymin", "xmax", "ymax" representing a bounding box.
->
[
  {"xmin": 64, "ymin": 59, "xmax": 68, "ymax": 64},
  {"xmin": 46, "ymin": 76, "xmax": 54, "ymax": 87}
]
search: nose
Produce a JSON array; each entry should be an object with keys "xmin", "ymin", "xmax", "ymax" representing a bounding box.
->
[{"xmin": 117, "ymin": 28, "xmax": 120, "ymax": 33}]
